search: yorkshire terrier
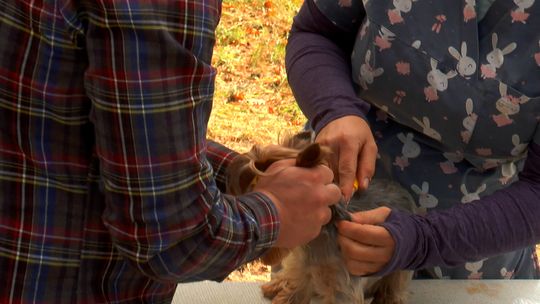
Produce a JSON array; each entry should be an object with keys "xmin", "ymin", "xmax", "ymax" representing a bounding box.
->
[{"xmin": 226, "ymin": 131, "xmax": 415, "ymax": 304}]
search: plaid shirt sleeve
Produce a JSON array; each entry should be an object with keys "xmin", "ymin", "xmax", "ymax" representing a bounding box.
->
[{"xmin": 82, "ymin": 0, "xmax": 279, "ymax": 281}]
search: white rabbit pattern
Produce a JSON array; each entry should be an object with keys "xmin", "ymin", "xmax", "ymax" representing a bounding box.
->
[
  {"xmin": 481, "ymin": 33, "xmax": 517, "ymax": 79},
  {"xmin": 499, "ymin": 162, "xmax": 517, "ymax": 185},
  {"xmin": 375, "ymin": 26, "xmax": 395, "ymax": 51},
  {"xmin": 448, "ymin": 42, "xmax": 476, "ymax": 79},
  {"xmin": 359, "ymin": 50, "xmax": 384, "ymax": 90},
  {"xmin": 411, "ymin": 181, "xmax": 439, "ymax": 213},
  {"xmin": 492, "ymin": 83, "xmax": 529, "ymax": 127},
  {"xmin": 460, "ymin": 183, "xmax": 487, "ymax": 203},
  {"xmin": 439, "ymin": 150, "xmax": 464, "ymax": 174},
  {"xmin": 316, "ymin": 0, "xmax": 540, "ymax": 279},
  {"xmin": 466, "ymin": 260, "xmax": 486, "ymax": 279},
  {"xmin": 511, "ymin": 0, "xmax": 535, "ymax": 24},
  {"xmin": 412, "ymin": 116, "xmax": 441, "ymax": 141},
  {"xmin": 388, "ymin": 0, "xmax": 419, "ymax": 25},
  {"xmin": 511, "ymin": 134, "xmax": 528, "ymax": 157},
  {"xmin": 461, "ymin": 98, "xmax": 477, "ymax": 144},
  {"xmin": 393, "ymin": 132, "xmax": 421, "ymax": 171},
  {"xmin": 463, "ymin": 0, "xmax": 476, "ymax": 22},
  {"xmin": 500, "ymin": 267, "xmax": 515, "ymax": 279},
  {"xmin": 424, "ymin": 58, "xmax": 457, "ymax": 102}
]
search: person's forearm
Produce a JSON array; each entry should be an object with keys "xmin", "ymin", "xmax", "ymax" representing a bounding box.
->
[
  {"xmin": 286, "ymin": 0, "xmax": 370, "ymax": 133},
  {"xmin": 206, "ymin": 140, "xmax": 239, "ymax": 193},
  {"xmin": 381, "ymin": 143, "xmax": 540, "ymax": 274},
  {"xmin": 83, "ymin": 0, "xmax": 279, "ymax": 282}
]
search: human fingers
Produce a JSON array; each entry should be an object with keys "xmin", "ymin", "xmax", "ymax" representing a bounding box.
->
[
  {"xmin": 355, "ymin": 138, "xmax": 377, "ymax": 192},
  {"xmin": 337, "ymin": 219, "xmax": 395, "ymax": 248},
  {"xmin": 336, "ymin": 139, "xmax": 359, "ymax": 202},
  {"xmin": 312, "ymin": 164, "xmax": 336, "ymax": 185},
  {"xmin": 337, "ymin": 230, "xmax": 394, "ymax": 264},
  {"xmin": 323, "ymin": 183, "xmax": 342, "ymax": 208},
  {"xmin": 349, "ymin": 207, "xmax": 392, "ymax": 225},
  {"xmin": 319, "ymin": 203, "xmax": 333, "ymax": 226},
  {"xmin": 263, "ymin": 159, "xmax": 334, "ymax": 186},
  {"xmin": 314, "ymin": 116, "xmax": 376, "ymax": 199}
]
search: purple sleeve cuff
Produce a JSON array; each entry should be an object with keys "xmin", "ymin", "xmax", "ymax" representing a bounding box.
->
[{"xmin": 376, "ymin": 143, "xmax": 540, "ymax": 275}]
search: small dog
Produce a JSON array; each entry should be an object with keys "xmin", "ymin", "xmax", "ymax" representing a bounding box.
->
[{"xmin": 227, "ymin": 132, "xmax": 414, "ymax": 304}]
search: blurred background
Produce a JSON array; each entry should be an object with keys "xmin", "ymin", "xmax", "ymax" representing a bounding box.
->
[
  {"xmin": 209, "ymin": 0, "xmax": 303, "ymax": 282},
  {"xmin": 209, "ymin": 0, "xmax": 305, "ymax": 153}
]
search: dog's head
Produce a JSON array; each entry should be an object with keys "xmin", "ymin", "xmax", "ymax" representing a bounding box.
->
[
  {"xmin": 226, "ymin": 131, "xmax": 331, "ymax": 195},
  {"xmin": 226, "ymin": 131, "xmax": 332, "ymax": 265}
]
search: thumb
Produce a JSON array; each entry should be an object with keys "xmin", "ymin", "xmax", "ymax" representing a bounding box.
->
[{"xmin": 350, "ymin": 207, "xmax": 392, "ymax": 225}]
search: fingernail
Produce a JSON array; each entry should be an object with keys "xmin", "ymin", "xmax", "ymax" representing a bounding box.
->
[{"xmin": 363, "ymin": 177, "xmax": 370, "ymax": 189}]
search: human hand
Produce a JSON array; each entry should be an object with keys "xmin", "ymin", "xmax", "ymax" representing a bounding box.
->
[
  {"xmin": 254, "ymin": 159, "xmax": 342, "ymax": 249},
  {"xmin": 336, "ymin": 207, "xmax": 395, "ymax": 276},
  {"xmin": 315, "ymin": 115, "xmax": 377, "ymax": 201}
]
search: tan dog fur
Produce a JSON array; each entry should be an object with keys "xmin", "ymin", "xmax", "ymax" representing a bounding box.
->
[{"xmin": 226, "ymin": 132, "xmax": 414, "ymax": 304}]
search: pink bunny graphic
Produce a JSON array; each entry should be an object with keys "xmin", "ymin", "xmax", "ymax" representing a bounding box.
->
[
  {"xmin": 374, "ymin": 26, "xmax": 395, "ymax": 51},
  {"xmin": 393, "ymin": 132, "xmax": 421, "ymax": 171},
  {"xmin": 411, "ymin": 181, "xmax": 439, "ymax": 214},
  {"xmin": 461, "ymin": 183, "xmax": 487, "ymax": 203},
  {"xmin": 424, "ymin": 58, "xmax": 457, "ymax": 102},
  {"xmin": 461, "ymin": 98, "xmax": 477, "ymax": 143},
  {"xmin": 511, "ymin": 0, "xmax": 534, "ymax": 24},
  {"xmin": 492, "ymin": 83, "xmax": 530, "ymax": 127},
  {"xmin": 387, "ymin": 0, "xmax": 418, "ymax": 24},
  {"xmin": 466, "ymin": 260, "xmax": 485, "ymax": 280},
  {"xmin": 412, "ymin": 116, "xmax": 442, "ymax": 141},
  {"xmin": 500, "ymin": 267, "xmax": 515, "ymax": 279},
  {"xmin": 499, "ymin": 162, "xmax": 517, "ymax": 185},
  {"xmin": 439, "ymin": 151, "xmax": 464, "ymax": 174},
  {"xmin": 359, "ymin": 50, "xmax": 384, "ymax": 90},
  {"xmin": 481, "ymin": 33, "xmax": 517, "ymax": 79},
  {"xmin": 448, "ymin": 42, "xmax": 477, "ymax": 79},
  {"xmin": 463, "ymin": 0, "xmax": 476, "ymax": 22}
]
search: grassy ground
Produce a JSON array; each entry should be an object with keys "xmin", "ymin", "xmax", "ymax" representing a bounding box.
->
[
  {"xmin": 212, "ymin": 0, "xmax": 540, "ymax": 282},
  {"xmin": 209, "ymin": 0, "xmax": 303, "ymax": 282},
  {"xmin": 208, "ymin": 0, "xmax": 305, "ymax": 154}
]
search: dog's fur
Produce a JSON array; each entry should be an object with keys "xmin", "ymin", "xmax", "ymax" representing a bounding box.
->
[{"xmin": 226, "ymin": 132, "xmax": 414, "ymax": 304}]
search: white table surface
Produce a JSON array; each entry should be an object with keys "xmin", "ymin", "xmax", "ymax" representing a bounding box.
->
[{"xmin": 173, "ymin": 280, "xmax": 540, "ymax": 304}]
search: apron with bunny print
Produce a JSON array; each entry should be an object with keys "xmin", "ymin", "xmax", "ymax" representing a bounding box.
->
[{"xmin": 314, "ymin": 0, "xmax": 540, "ymax": 279}]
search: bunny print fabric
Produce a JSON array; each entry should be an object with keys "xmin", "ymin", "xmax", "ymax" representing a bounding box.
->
[{"xmin": 313, "ymin": 0, "xmax": 540, "ymax": 279}]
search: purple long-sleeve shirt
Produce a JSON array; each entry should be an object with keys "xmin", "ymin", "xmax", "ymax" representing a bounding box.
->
[{"xmin": 286, "ymin": 0, "xmax": 540, "ymax": 275}]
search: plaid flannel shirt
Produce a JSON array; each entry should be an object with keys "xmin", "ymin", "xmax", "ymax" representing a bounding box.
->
[{"xmin": 0, "ymin": 1, "xmax": 279, "ymax": 303}]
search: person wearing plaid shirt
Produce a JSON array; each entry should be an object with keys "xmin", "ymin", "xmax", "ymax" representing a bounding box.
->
[{"xmin": 0, "ymin": 1, "xmax": 342, "ymax": 303}]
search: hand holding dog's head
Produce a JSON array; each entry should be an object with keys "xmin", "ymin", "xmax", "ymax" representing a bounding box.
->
[{"xmin": 226, "ymin": 132, "xmax": 333, "ymax": 265}]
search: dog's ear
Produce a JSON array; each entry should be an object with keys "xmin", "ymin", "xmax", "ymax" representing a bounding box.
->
[
  {"xmin": 227, "ymin": 154, "xmax": 257, "ymax": 196},
  {"xmin": 295, "ymin": 143, "xmax": 331, "ymax": 168},
  {"xmin": 260, "ymin": 248, "xmax": 291, "ymax": 266},
  {"xmin": 280, "ymin": 130, "xmax": 313, "ymax": 150}
]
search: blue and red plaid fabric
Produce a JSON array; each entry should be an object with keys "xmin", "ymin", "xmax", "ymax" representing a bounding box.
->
[{"xmin": 0, "ymin": 0, "xmax": 279, "ymax": 303}]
